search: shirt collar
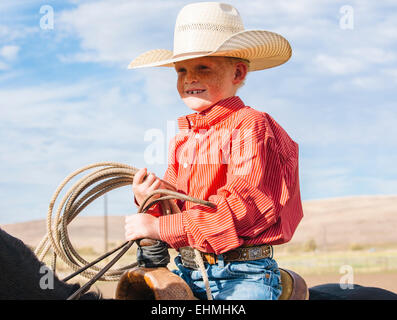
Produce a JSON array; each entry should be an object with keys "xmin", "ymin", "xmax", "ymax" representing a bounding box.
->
[{"xmin": 177, "ymin": 96, "xmax": 245, "ymax": 131}]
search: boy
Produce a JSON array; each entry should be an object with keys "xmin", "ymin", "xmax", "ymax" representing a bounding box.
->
[{"xmin": 125, "ymin": 2, "xmax": 303, "ymax": 300}]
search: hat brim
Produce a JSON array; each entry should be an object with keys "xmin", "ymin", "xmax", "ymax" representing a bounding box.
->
[{"xmin": 128, "ymin": 30, "xmax": 292, "ymax": 71}]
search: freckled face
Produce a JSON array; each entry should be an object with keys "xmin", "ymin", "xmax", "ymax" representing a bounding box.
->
[{"xmin": 174, "ymin": 57, "xmax": 237, "ymax": 113}]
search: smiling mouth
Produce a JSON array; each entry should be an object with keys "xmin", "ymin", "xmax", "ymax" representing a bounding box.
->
[{"xmin": 185, "ymin": 89, "xmax": 206, "ymax": 95}]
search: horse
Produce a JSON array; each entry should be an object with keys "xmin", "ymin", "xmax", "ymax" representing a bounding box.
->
[{"xmin": 1, "ymin": 228, "xmax": 396, "ymax": 300}]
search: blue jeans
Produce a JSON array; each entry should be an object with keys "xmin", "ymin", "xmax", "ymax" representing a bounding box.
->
[{"xmin": 172, "ymin": 255, "xmax": 282, "ymax": 300}]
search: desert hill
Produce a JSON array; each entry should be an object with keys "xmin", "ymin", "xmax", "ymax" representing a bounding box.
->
[
  {"xmin": 287, "ymin": 194, "xmax": 397, "ymax": 250},
  {"xmin": 1, "ymin": 194, "xmax": 397, "ymax": 251}
]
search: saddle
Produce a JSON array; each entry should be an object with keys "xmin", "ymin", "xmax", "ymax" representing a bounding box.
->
[
  {"xmin": 115, "ymin": 266, "xmax": 309, "ymax": 300},
  {"xmin": 278, "ymin": 268, "xmax": 309, "ymax": 300}
]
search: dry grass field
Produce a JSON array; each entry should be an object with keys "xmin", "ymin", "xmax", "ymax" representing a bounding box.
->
[{"xmin": 2, "ymin": 194, "xmax": 397, "ymax": 298}]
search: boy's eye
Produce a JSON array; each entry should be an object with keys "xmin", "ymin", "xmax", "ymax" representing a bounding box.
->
[
  {"xmin": 176, "ymin": 67, "xmax": 186, "ymax": 73},
  {"xmin": 197, "ymin": 65, "xmax": 209, "ymax": 70}
]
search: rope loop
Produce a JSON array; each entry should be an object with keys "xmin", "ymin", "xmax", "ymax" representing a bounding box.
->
[{"xmin": 34, "ymin": 162, "xmax": 215, "ymax": 300}]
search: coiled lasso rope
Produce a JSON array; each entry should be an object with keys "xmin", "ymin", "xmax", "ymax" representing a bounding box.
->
[{"xmin": 34, "ymin": 162, "xmax": 215, "ymax": 300}]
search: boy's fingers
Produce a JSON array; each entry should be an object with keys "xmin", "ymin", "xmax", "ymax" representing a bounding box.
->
[
  {"xmin": 133, "ymin": 168, "xmax": 147, "ymax": 186},
  {"xmin": 149, "ymin": 178, "xmax": 161, "ymax": 190},
  {"xmin": 147, "ymin": 179, "xmax": 162, "ymax": 198},
  {"xmin": 142, "ymin": 173, "xmax": 156, "ymax": 187}
]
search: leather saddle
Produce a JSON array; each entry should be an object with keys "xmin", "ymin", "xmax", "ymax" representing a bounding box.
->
[
  {"xmin": 115, "ymin": 266, "xmax": 309, "ymax": 300},
  {"xmin": 278, "ymin": 268, "xmax": 309, "ymax": 300}
]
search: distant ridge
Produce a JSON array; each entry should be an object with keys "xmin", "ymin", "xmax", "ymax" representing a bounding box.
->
[
  {"xmin": 287, "ymin": 194, "xmax": 397, "ymax": 250},
  {"xmin": 1, "ymin": 216, "xmax": 126, "ymax": 251}
]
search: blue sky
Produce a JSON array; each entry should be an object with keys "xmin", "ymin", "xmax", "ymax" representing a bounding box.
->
[{"xmin": 0, "ymin": 0, "xmax": 396, "ymax": 224}]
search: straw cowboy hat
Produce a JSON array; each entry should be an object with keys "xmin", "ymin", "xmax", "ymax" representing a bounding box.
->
[{"xmin": 128, "ymin": 2, "xmax": 292, "ymax": 71}]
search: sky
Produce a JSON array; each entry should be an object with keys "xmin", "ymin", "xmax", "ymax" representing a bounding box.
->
[{"xmin": 0, "ymin": 0, "xmax": 396, "ymax": 224}]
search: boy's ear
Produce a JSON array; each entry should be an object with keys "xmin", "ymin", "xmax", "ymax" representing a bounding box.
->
[{"xmin": 233, "ymin": 62, "xmax": 248, "ymax": 85}]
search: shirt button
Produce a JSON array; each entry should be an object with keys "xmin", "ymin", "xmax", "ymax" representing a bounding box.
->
[
  {"xmin": 183, "ymin": 162, "xmax": 188, "ymax": 168},
  {"xmin": 195, "ymin": 133, "xmax": 200, "ymax": 139}
]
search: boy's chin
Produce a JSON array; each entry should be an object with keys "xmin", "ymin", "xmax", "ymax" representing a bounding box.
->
[{"xmin": 182, "ymin": 96, "xmax": 215, "ymax": 113}]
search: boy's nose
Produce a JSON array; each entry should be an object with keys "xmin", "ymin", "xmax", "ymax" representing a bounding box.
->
[{"xmin": 184, "ymin": 71, "xmax": 198, "ymax": 84}]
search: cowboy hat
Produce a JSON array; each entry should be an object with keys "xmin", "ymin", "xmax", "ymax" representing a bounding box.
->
[{"xmin": 128, "ymin": 2, "xmax": 292, "ymax": 71}]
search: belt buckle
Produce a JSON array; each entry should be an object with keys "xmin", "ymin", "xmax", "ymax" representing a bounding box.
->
[{"xmin": 248, "ymin": 246, "xmax": 263, "ymax": 260}]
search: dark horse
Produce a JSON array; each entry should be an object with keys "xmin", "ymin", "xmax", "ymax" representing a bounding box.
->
[{"xmin": 1, "ymin": 228, "xmax": 396, "ymax": 300}]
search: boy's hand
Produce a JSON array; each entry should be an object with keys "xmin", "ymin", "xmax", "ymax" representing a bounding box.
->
[
  {"xmin": 124, "ymin": 213, "xmax": 160, "ymax": 241},
  {"xmin": 132, "ymin": 168, "xmax": 162, "ymax": 206},
  {"xmin": 132, "ymin": 168, "xmax": 177, "ymax": 206}
]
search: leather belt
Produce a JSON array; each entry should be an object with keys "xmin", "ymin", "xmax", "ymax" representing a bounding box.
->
[{"xmin": 179, "ymin": 244, "xmax": 273, "ymax": 270}]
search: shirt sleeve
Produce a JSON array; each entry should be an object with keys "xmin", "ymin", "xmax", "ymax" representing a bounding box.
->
[{"xmin": 159, "ymin": 119, "xmax": 282, "ymax": 254}]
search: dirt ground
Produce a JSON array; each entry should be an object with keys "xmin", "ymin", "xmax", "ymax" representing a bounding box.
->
[{"xmin": 92, "ymin": 271, "xmax": 397, "ymax": 299}]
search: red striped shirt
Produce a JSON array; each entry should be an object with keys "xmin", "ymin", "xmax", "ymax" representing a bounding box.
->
[{"xmin": 149, "ymin": 96, "xmax": 303, "ymax": 254}]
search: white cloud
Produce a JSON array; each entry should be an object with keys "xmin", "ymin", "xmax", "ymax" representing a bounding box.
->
[
  {"xmin": 0, "ymin": 78, "xmax": 151, "ymax": 185},
  {"xmin": 350, "ymin": 75, "xmax": 383, "ymax": 90},
  {"xmin": 349, "ymin": 47, "xmax": 395, "ymax": 64},
  {"xmin": 0, "ymin": 60, "xmax": 8, "ymax": 70},
  {"xmin": 0, "ymin": 45, "xmax": 20, "ymax": 60},
  {"xmin": 329, "ymin": 68, "xmax": 397, "ymax": 92},
  {"xmin": 57, "ymin": 0, "xmax": 181, "ymax": 65},
  {"xmin": 0, "ymin": 45, "xmax": 20, "ymax": 70},
  {"xmin": 314, "ymin": 54, "xmax": 364, "ymax": 75},
  {"xmin": 137, "ymin": 68, "xmax": 180, "ymax": 108},
  {"xmin": 381, "ymin": 68, "xmax": 397, "ymax": 84},
  {"xmin": 0, "ymin": 25, "xmax": 39, "ymax": 42},
  {"xmin": 235, "ymin": 0, "xmax": 330, "ymax": 27},
  {"xmin": 312, "ymin": 46, "xmax": 396, "ymax": 80}
]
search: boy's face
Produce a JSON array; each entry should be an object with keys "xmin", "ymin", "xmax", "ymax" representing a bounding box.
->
[{"xmin": 174, "ymin": 56, "xmax": 241, "ymax": 113}]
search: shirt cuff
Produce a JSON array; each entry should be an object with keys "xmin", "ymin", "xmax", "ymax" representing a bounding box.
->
[{"xmin": 159, "ymin": 212, "xmax": 189, "ymax": 249}]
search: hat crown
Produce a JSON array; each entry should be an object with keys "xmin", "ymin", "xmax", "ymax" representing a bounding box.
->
[{"xmin": 173, "ymin": 2, "xmax": 245, "ymax": 57}]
